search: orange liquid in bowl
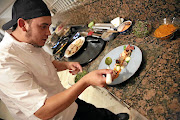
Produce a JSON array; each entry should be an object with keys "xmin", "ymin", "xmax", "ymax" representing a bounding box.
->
[{"xmin": 154, "ymin": 24, "xmax": 177, "ymax": 38}]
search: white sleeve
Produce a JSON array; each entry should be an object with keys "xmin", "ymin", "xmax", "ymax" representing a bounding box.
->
[
  {"xmin": 0, "ymin": 60, "xmax": 47, "ymax": 117},
  {"xmin": 41, "ymin": 48, "xmax": 55, "ymax": 62}
]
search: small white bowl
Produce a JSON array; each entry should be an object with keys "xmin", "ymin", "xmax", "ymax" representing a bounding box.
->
[
  {"xmin": 117, "ymin": 20, "xmax": 132, "ymax": 33},
  {"xmin": 111, "ymin": 17, "xmax": 124, "ymax": 28}
]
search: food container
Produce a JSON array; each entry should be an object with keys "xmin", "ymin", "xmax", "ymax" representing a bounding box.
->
[
  {"xmin": 156, "ymin": 32, "xmax": 175, "ymax": 40},
  {"xmin": 111, "ymin": 17, "xmax": 124, "ymax": 28},
  {"xmin": 110, "ymin": 17, "xmax": 132, "ymax": 34},
  {"xmin": 154, "ymin": 18, "xmax": 179, "ymax": 40},
  {"xmin": 132, "ymin": 20, "xmax": 151, "ymax": 38},
  {"xmin": 64, "ymin": 37, "xmax": 85, "ymax": 58},
  {"xmin": 117, "ymin": 20, "xmax": 132, "ymax": 33}
]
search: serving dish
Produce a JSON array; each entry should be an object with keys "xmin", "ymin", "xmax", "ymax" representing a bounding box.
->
[
  {"xmin": 132, "ymin": 20, "xmax": 152, "ymax": 38},
  {"xmin": 111, "ymin": 17, "xmax": 124, "ymax": 28},
  {"xmin": 154, "ymin": 24, "xmax": 177, "ymax": 40},
  {"xmin": 154, "ymin": 17, "xmax": 179, "ymax": 40},
  {"xmin": 98, "ymin": 45, "xmax": 142, "ymax": 85},
  {"xmin": 117, "ymin": 20, "xmax": 132, "ymax": 33},
  {"xmin": 64, "ymin": 37, "xmax": 85, "ymax": 58}
]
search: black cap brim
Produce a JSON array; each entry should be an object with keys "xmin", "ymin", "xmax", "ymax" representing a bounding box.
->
[{"xmin": 2, "ymin": 19, "xmax": 17, "ymax": 30}]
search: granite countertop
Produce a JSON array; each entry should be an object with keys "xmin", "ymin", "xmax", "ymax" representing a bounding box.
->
[
  {"xmin": 82, "ymin": 30, "xmax": 180, "ymax": 120},
  {"xmin": 51, "ymin": 0, "xmax": 180, "ymax": 119}
]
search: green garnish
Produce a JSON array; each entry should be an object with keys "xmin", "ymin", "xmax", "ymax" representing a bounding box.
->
[
  {"xmin": 132, "ymin": 20, "xmax": 151, "ymax": 38},
  {"xmin": 75, "ymin": 70, "xmax": 88, "ymax": 83},
  {"xmin": 105, "ymin": 57, "xmax": 112, "ymax": 66},
  {"xmin": 123, "ymin": 45, "xmax": 126, "ymax": 50}
]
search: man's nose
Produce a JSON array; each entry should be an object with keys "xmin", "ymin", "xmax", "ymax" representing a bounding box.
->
[{"xmin": 47, "ymin": 28, "xmax": 51, "ymax": 36}]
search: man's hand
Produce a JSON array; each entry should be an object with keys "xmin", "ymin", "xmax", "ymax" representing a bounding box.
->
[
  {"xmin": 52, "ymin": 60, "xmax": 82, "ymax": 74},
  {"xmin": 80, "ymin": 69, "xmax": 113, "ymax": 87},
  {"xmin": 66, "ymin": 62, "xmax": 82, "ymax": 75}
]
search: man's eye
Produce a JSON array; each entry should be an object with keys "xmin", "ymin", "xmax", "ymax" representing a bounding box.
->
[{"xmin": 41, "ymin": 26, "xmax": 47, "ymax": 29}]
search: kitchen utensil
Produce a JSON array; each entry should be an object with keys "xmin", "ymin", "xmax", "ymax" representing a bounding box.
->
[
  {"xmin": 88, "ymin": 31, "xmax": 102, "ymax": 38},
  {"xmin": 54, "ymin": 41, "xmax": 68, "ymax": 54},
  {"xmin": 104, "ymin": 88, "xmax": 131, "ymax": 109},
  {"xmin": 92, "ymin": 23, "xmax": 114, "ymax": 30},
  {"xmin": 79, "ymin": 31, "xmax": 102, "ymax": 39},
  {"xmin": 107, "ymin": 30, "xmax": 119, "ymax": 33},
  {"xmin": 94, "ymin": 23, "xmax": 114, "ymax": 27},
  {"xmin": 105, "ymin": 57, "xmax": 112, "ymax": 84},
  {"xmin": 101, "ymin": 32, "xmax": 115, "ymax": 41},
  {"xmin": 88, "ymin": 21, "xmax": 94, "ymax": 28},
  {"xmin": 92, "ymin": 26, "xmax": 112, "ymax": 30},
  {"xmin": 94, "ymin": 86, "xmax": 131, "ymax": 109}
]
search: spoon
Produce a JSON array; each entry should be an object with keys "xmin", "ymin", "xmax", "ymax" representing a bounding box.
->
[{"xmin": 105, "ymin": 57, "xmax": 112, "ymax": 84}]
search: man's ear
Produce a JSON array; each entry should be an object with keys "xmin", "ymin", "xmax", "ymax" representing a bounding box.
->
[{"xmin": 17, "ymin": 18, "xmax": 27, "ymax": 31}]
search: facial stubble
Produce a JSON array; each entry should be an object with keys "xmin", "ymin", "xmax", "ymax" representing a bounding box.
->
[{"xmin": 25, "ymin": 22, "xmax": 43, "ymax": 48}]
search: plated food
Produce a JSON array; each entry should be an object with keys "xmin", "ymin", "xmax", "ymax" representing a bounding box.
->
[
  {"xmin": 64, "ymin": 37, "xmax": 85, "ymax": 58},
  {"xmin": 98, "ymin": 45, "xmax": 142, "ymax": 85},
  {"xmin": 112, "ymin": 45, "xmax": 135, "ymax": 79}
]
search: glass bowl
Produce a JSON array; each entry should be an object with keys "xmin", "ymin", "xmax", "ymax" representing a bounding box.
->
[{"xmin": 154, "ymin": 17, "xmax": 179, "ymax": 40}]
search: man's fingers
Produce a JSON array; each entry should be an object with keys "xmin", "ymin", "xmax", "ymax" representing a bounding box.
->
[
  {"xmin": 75, "ymin": 64, "xmax": 82, "ymax": 72},
  {"xmin": 98, "ymin": 69, "xmax": 113, "ymax": 75}
]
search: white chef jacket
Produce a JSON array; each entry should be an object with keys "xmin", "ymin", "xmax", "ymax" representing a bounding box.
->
[{"xmin": 0, "ymin": 32, "xmax": 78, "ymax": 120}]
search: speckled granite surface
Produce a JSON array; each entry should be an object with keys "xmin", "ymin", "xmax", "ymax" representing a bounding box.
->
[
  {"xmin": 52, "ymin": 0, "xmax": 179, "ymax": 28},
  {"xmin": 85, "ymin": 31, "xmax": 180, "ymax": 120},
  {"xmin": 52, "ymin": 0, "xmax": 180, "ymax": 119}
]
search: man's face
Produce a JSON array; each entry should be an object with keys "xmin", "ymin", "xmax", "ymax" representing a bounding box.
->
[{"xmin": 25, "ymin": 16, "xmax": 51, "ymax": 47}]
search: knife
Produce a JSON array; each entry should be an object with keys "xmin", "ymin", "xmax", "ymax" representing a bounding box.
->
[
  {"xmin": 106, "ymin": 89, "xmax": 131, "ymax": 109},
  {"xmin": 94, "ymin": 86, "xmax": 131, "ymax": 109}
]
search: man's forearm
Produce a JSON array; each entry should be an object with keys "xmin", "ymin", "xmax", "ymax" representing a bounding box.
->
[
  {"xmin": 34, "ymin": 78, "xmax": 89, "ymax": 119},
  {"xmin": 52, "ymin": 60, "xmax": 68, "ymax": 71}
]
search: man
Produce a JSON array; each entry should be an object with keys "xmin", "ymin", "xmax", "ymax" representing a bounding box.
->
[{"xmin": 0, "ymin": 0, "xmax": 129, "ymax": 120}]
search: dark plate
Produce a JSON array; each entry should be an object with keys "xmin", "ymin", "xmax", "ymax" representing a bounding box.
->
[{"xmin": 68, "ymin": 36, "xmax": 106, "ymax": 66}]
